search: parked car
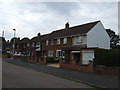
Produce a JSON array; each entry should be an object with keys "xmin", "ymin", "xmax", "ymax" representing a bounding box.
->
[{"xmin": 14, "ymin": 52, "xmax": 30, "ymax": 56}]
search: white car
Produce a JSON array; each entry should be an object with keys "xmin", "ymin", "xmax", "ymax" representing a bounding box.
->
[{"xmin": 14, "ymin": 52, "xmax": 24, "ymax": 56}]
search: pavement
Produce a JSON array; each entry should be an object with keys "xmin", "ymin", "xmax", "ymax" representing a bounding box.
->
[
  {"xmin": 2, "ymin": 58, "xmax": 119, "ymax": 89},
  {"xmin": 3, "ymin": 62, "xmax": 92, "ymax": 88},
  {"xmin": 47, "ymin": 63, "xmax": 59, "ymax": 68}
]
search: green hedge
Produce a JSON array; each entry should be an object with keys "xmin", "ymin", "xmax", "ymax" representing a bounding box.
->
[
  {"xmin": 46, "ymin": 56, "xmax": 63, "ymax": 63},
  {"xmin": 94, "ymin": 48, "xmax": 119, "ymax": 67}
]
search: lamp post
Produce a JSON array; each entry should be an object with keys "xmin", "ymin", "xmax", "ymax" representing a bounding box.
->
[{"xmin": 13, "ymin": 29, "xmax": 16, "ymax": 59}]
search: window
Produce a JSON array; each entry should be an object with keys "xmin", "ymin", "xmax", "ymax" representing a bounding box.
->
[
  {"xmin": 27, "ymin": 43, "xmax": 30, "ymax": 47},
  {"xmin": 17, "ymin": 45, "xmax": 19, "ymax": 48},
  {"xmin": 77, "ymin": 36, "xmax": 82, "ymax": 42},
  {"xmin": 46, "ymin": 40, "xmax": 49, "ymax": 45},
  {"xmin": 56, "ymin": 50, "xmax": 61, "ymax": 57},
  {"xmin": 63, "ymin": 38, "xmax": 67, "ymax": 44},
  {"xmin": 36, "ymin": 42, "xmax": 40, "ymax": 47},
  {"xmin": 51, "ymin": 40, "xmax": 54, "ymax": 45},
  {"xmin": 32, "ymin": 43, "xmax": 35, "ymax": 47},
  {"xmin": 62, "ymin": 51, "xmax": 65, "ymax": 58},
  {"xmin": 48, "ymin": 51, "xmax": 53, "ymax": 57},
  {"xmin": 57, "ymin": 39, "xmax": 60, "ymax": 45},
  {"xmin": 56, "ymin": 50, "xmax": 65, "ymax": 58}
]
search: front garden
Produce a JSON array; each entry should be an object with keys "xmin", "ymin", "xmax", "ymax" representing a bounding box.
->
[{"xmin": 46, "ymin": 56, "xmax": 63, "ymax": 63}]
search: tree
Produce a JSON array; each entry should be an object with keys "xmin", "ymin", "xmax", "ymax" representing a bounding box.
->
[{"xmin": 106, "ymin": 29, "xmax": 119, "ymax": 49}]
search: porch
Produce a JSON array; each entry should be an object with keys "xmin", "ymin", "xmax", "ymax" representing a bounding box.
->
[{"xmin": 60, "ymin": 45, "xmax": 95, "ymax": 72}]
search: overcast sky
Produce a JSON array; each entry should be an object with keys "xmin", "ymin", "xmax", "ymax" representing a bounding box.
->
[{"xmin": 0, "ymin": 0, "xmax": 119, "ymax": 40}]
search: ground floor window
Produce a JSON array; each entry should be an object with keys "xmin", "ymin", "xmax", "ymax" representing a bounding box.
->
[
  {"xmin": 56, "ymin": 50, "xmax": 65, "ymax": 58},
  {"xmin": 48, "ymin": 50, "xmax": 53, "ymax": 57}
]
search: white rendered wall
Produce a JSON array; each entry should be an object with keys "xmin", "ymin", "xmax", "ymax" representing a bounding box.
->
[
  {"xmin": 82, "ymin": 51, "xmax": 94, "ymax": 64},
  {"xmin": 87, "ymin": 22, "xmax": 110, "ymax": 49}
]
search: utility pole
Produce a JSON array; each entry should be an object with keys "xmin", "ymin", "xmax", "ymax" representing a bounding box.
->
[
  {"xmin": 2, "ymin": 31, "xmax": 4, "ymax": 38},
  {"xmin": 13, "ymin": 29, "xmax": 16, "ymax": 59}
]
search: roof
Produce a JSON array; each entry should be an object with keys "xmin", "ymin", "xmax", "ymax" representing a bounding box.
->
[
  {"xmin": 42, "ymin": 20, "xmax": 100, "ymax": 41},
  {"xmin": 20, "ymin": 37, "xmax": 30, "ymax": 43},
  {"xmin": 31, "ymin": 34, "xmax": 50, "ymax": 43}
]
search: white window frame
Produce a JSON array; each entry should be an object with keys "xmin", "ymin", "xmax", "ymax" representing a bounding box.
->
[
  {"xmin": 32, "ymin": 43, "xmax": 35, "ymax": 47},
  {"xmin": 51, "ymin": 40, "xmax": 54, "ymax": 45},
  {"xmin": 56, "ymin": 50, "xmax": 61, "ymax": 57},
  {"xmin": 77, "ymin": 36, "xmax": 82, "ymax": 43},
  {"xmin": 57, "ymin": 39, "xmax": 60, "ymax": 45},
  {"xmin": 27, "ymin": 43, "xmax": 30, "ymax": 47},
  {"xmin": 63, "ymin": 38, "xmax": 67, "ymax": 44},
  {"xmin": 56, "ymin": 50, "xmax": 65, "ymax": 58},
  {"xmin": 62, "ymin": 51, "xmax": 65, "ymax": 58},
  {"xmin": 36, "ymin": 42, "xmax": 40, "ymax": 47},
  {"xmin": 48, "ymin": 51, "xmax": 53, "ymax": 57},
  {"xmin": 46, "ymin": 40, "xmax": 49, "ymax": 45}
]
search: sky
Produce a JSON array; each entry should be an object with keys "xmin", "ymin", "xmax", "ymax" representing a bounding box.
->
[{"xmin": 0, "ymin": 0, "xmax": 119, "ymax": 40}]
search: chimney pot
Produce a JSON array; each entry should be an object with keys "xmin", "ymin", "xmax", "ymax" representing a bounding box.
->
[{"xmin": 65, "ymin": 22, "xmax": 69, "ymax": 29}]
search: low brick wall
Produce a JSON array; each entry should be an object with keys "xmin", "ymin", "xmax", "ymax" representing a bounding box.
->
[
  {"xmin": 13, "ymin": 56, "xmax": 28, "ymax": 61},
  {"xmin": 60, "ymin": 61, "xmax": 93, "ymax": 72},
  {"xmin": 28, "ymin": 56, "xmax": 46, "ymax": 65},
  {"xmin": 94, "ymin": 66, "xmax": 120, "ymax": 75},
  {"xmin": 39, "ymin": 60, "xmax": 46, "ymax": 65}
]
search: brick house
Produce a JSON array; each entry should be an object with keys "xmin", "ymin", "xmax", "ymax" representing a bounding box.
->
[
  {"xmin": 41, "ymin": 20, "xmax": 110, "ymax": 70},
  {"xmin": 27, "ymin": 33, "xmax": 49, "ymax": 63},
  {"xmin": 18, "ymin": 37, "xmax": 30, "ymax": 54}
]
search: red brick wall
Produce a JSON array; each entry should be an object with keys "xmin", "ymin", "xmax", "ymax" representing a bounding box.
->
[
  {"xmin": 60, "ymin": 61, "xmax": 93, "ymax": 72},
  {"xmin": 42, "ymin": 37, "xmax": 73, "ymax": 57},
  {"xmin": 28, "ymin": 56, "xmax": 46, "ymax": 64}
]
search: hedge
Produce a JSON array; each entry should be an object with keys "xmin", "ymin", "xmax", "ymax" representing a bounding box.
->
[
  {"xmin": 94, "ymin": 48, "xmax": 119, "ymax": 67},
  {"xmin": 46, "ymin": 56, "xmax": 63, "ymax": 63}
]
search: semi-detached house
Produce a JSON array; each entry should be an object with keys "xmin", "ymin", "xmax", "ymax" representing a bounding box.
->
[{"xmin": 41, "ymin": 20, "xmax": 110, "ymax": 65}]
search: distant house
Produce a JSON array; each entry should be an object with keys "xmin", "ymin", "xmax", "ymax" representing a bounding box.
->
[
  {"xmin": 41, "ymin": 20, "xmax": 110, "ymax": 65},
  {"xmin": 19, "ymin": 37, "xmax": 30, "ymax": 54}
]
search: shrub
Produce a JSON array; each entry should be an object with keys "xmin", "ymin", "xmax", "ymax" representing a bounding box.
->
[
  {"xmin": 54, "ymin": 57, "xmax": 63, "ymax": 63},
  {"xmin": 46, "ymin": 56, "xmax": 54, "ymax": 63},
  {"xmin": 94, "ymin": 48, "xmax": 119, "ymax": 67},
  {"xmin": 46, "ymin": 56, "xmax": 63, "ymax": 63}
]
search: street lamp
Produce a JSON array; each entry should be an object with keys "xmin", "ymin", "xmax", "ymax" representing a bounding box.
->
[{"xmin": 13, "ymin": 29, "xmax": 16, "ymax": 59}]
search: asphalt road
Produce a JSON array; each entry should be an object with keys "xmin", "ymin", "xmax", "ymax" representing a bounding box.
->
[
  {"xmin": 2, "ymin": 62, "xmax": 93, "ymax": 88},
  {"xmin": 3, "ymin": 58, "xmax": 119, "ymax": 89}
]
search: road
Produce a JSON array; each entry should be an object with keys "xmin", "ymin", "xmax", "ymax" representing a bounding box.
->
[{"xmin": 2, "ymin": 61, "xmax": 93, "ymax": 88}]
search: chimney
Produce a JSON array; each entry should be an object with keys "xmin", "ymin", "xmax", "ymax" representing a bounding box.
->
[{"xmin": 65, "ymin": 22, "xmax": 69, "ymax": 29}]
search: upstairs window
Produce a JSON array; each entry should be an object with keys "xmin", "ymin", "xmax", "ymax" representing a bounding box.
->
[
  {"xmin": 57, "ymin": 39, "xmax": 60, "ymax": 45},
  {"xmin": 63, "ymin": 38, "xmax": 67, "ymax": 44},
  {"xmin": 77, "ymin": 36, "xmax": 82, "ymax": 43},
  {"xmin": 36, "ymin": 42, "xmax": 40, "ymax": 47},
  {"xmin": 17, "ymin": 45, "xmax": 19, "ymax": 48},
  {"xmin": 27, "ymin": 43, "xmax": 30, "ymax": 47},
  {"xmin": 32, "ymin": 43, "xmax": 35, "ymax": 47},
  {"xmin": 46, "ymin": 40, "xmax": 49, "ymax": 45},
  {"xmin": 51, "ymin": 40, "xmax": 54, "ymax": 45}
]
